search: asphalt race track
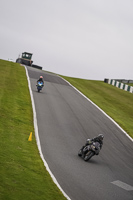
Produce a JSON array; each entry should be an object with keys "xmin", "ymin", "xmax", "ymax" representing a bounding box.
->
[{"xmin": 27, "ymin": 66, "xmax": 133, "ymax": 200}]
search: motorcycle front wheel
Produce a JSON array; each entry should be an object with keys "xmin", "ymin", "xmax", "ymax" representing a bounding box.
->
[
  {"xmin": 84, "ymin": 151, "xmax": 94, "ymax": 161},
  {"xmin": 78, "ymin": 149, "xmax": 82, "ymax": 157}
]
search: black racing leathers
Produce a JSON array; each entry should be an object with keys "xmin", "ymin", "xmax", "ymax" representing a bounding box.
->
[
  {"xmin": 81, "ymin": 137, "xmax": 103, "ymax": 153},
  {"xmin": 37, "ymin": 78, "xmax": 44, "ymax": 84},
  {"xmin": 89, "ymin": 137, "xmax": 103, "ymax": 149}
]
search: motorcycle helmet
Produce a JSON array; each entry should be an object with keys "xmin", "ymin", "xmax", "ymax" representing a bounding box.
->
[
  {"xmin": 98, "ymin": 134, "xmax": 104, "ymax": 140},
  {"xmin": 40, "ymin": 76, "xmax": 43, "ymax": 78}
]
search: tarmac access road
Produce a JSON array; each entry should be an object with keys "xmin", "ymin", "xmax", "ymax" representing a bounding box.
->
[{"xmin": 27, "ymin": 66, "xmax": 133, "ymax": 200}]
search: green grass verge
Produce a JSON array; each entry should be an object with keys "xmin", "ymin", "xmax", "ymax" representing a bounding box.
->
[
  {"xmin": 128, "ymin": 83, "xmax": 133, "ymax": 86},
  {"xmin": 61, "ymin": 76, "xmax": 133, "ymax": 139},
  {"xmin": 0, "ymin": 60, "xmax": 67, "ymax": 200}
]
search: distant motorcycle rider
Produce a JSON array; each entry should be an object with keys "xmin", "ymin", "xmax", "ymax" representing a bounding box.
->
[
  {"xmin": 37, "ymin": 76, "xmax": 44, "ymax": 86},
  {"xmin": 81, "ymin": 134, "xmax": 104, "ymax": 154}
]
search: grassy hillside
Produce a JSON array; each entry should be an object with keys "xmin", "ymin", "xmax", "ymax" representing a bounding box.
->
[
  {"xmin": 61, "ymin": 76, "xmax": 133, "ymax": 139},
  {"xmin": 0, "ymin": 60, "xmax": 67, "ymax": 200},
  {"xmin": 0, "ymin": 59, "xmax": 132, "ymax": 200}
]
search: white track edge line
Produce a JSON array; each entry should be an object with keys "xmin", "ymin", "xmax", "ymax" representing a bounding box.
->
[
  {"xmin": 60, "ymin": 77, "xmax": 133, "ymax": 142},
  {"xmin": 24, "ymin": 66, "xmax": 71, "ymax": 200}
]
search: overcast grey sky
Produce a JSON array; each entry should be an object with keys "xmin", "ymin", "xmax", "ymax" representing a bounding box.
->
[{"xmin": 0, "ymin": 0, "xmax": 133, "ymax": 80}]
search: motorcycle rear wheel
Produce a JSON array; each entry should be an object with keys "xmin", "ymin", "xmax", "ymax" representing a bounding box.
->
[{"xmin": 84, "ymin": 151, "xmax": 94, "ymax": 161}]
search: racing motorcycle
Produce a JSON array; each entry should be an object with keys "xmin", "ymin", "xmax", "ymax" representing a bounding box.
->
[
  {"xmin": 78, "ymin": 141, "xmax": 101, "ymax": 161},
  {"xmin": 36, "ymin": 81, "xmax": 43, "ymax": 92}
]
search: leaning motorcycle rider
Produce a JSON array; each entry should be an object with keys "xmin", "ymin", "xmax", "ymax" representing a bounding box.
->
[{"xmin": 81, "ymin": 134, "xmax": 104, "ymax": 155}]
